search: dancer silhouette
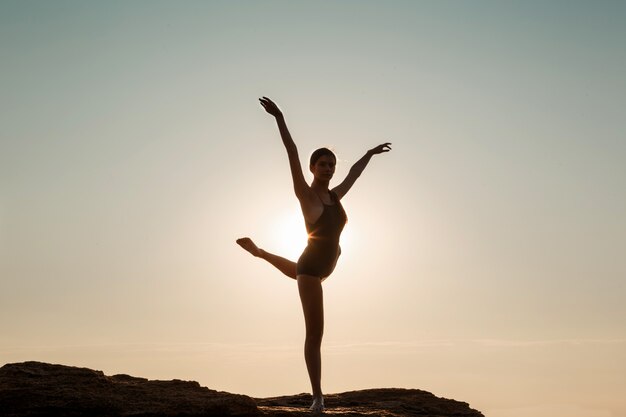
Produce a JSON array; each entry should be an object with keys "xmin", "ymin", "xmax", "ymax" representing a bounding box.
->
[{"xmin": 237, "ymin": 97, "xmax": 391, "ymax": 413}]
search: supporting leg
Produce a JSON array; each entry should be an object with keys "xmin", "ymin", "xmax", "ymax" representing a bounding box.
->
[
  {"xmin": 236, "ymin": 237, "xmax": 297, "ymax": 279},
  {"xmin": 297, "ymin": 274, "xmax": 325, "ymax": 412}
]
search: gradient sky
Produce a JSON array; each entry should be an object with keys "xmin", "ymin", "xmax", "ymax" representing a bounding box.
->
[{"xmin": 1, "ymin": 2, "xmax": 625, "ymax": 417}]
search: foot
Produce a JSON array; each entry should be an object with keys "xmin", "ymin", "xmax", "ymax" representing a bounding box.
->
[
  {"xmin": 308, "ymin": 396, "xmax": 325, "ymax": 414},
  {"xmin": 236, "ymin": 237, "xmax": 263, "ymax": 257}
]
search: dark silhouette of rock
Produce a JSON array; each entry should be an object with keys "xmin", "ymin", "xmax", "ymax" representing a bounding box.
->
[
  {"xmin": 0, "ymin": 361, "xmax": 257, "ymax": 416},
  {"xmin": 256, "ymin": 389, "xmax": 485, "ymax": 416},
  {"xmin": 0, "ymin": 362, "xmax": 484, "ymax": 417}
]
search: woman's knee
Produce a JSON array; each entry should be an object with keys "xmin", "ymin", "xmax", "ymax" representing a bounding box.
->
[
  {"xmin": 305, "ymin": 331, "xmax": 323, "ymax": 347},
  {"xmin": 303, "ymin": 309, "xmax": 324, "ymax": 342}
]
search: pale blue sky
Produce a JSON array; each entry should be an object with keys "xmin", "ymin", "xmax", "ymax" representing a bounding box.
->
[{"xmin": 1, "ymin": 2, "xmax": 625, "ymax": 416}]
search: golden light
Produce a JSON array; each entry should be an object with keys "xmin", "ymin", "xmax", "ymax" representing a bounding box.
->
[
  {"xmin": 268, "ymin": 208, "xmax": 308, "ymax": 261},
  {"xmin": 267, "ymin": 207, "xmax": 355, "ymax": 263}
]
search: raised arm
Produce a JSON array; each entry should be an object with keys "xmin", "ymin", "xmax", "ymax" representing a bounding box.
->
[
  {"xmin": 259, "ymin": 97, "xmax": 310, "ymax": 200},
  {"xmin": 332, "ymin": 142, "xmax": 392, "ymax": 200}
]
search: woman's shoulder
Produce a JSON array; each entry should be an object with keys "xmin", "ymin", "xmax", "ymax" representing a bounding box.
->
[
  {"xmin": 297, "ymin": 187, "xmax": 324, "ymax": 208},
  {"xmin": 299, "ymin": 192, "xmax": 325, "ymax": 225}
]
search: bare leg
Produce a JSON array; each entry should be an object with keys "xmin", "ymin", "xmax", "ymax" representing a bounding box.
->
[
  {"xmin": 297, "ymin": 274, "xmax": 325, "ymax": 412},
  {"xmin": 236, "ymin": 237, "xmax": 297, "ymax": 279}
]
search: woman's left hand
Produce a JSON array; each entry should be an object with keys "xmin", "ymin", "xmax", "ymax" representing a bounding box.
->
[{"xmin": 369, "ymin": 142, "xmax": 392, "ymax": 155}]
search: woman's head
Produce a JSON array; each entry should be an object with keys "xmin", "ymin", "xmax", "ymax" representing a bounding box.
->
[
  {"xmin": 310, "ymin": 147, "xmax": 336, "ymax": 167},
  {"xmin": 309, "ymin": 148, "xmax": 337, "ymax": 181}
]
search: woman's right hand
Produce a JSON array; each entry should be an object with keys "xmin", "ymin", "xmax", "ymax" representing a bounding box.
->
[{"xmin": 259, "ymin": 96, "xmax": 283, "ymax": 118}]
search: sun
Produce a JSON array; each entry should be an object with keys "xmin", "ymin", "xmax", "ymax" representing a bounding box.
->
[
  {"xmin": 268, "ymin": 208, "xmax": 308, "ymax": 260},
  {"xmin": 268, "ymin": 207, "xmax": 354, "ymax": 262}
]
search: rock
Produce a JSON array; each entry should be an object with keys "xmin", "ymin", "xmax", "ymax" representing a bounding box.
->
[
  {"xmin": 0, "ymin": 361, "xmax": 258, "ymax": 416},
  {"xmin": 256, "ymin": 388, "xmax": 485, "ymax": 416},
  {"xmin": 0, "ymin": 362, "xmax": 484, "ymax": 417}
]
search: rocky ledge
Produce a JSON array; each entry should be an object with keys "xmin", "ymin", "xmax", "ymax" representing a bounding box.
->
[{"xmin": 0, "ymin": 362, "xmax": 484, "ymax": 417}]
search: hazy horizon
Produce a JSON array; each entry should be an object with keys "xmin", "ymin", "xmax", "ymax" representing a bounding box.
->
[{"xmin": 1, "ymin": 2, "xmax": 625, "ymax": 417}]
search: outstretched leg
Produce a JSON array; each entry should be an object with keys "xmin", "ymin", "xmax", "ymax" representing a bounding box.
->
[
  {"xmin": 236, "ymin": 237, "xmax": 297, "ymax": 279},
  {"xmin": 297, "ymin": 274, "xmax": 325, "ymax": 413}
]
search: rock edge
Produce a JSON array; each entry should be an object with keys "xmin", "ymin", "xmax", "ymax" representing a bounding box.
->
[{"xmin": 0, "ymin": 361, "xmax": 484, "ymax": 417}]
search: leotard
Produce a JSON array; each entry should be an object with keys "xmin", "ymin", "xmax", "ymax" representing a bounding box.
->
[{"xmin": 296, "ymin": 191, "xmax": 347, "ymax": 278}]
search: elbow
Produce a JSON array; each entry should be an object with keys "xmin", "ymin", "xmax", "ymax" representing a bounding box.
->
[
  {"xmin": 284, "ymin": 143, "xmax": 298, "ymax": 155},
  {"xmin": 349, "ymin": 167, "xmax": 364, "ymax": 178}
]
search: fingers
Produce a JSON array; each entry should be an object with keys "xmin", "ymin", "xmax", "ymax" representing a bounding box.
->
[
  {"xmin": 259, "ymin": 98, "xmax": 272, "ymax": 113},
  {"xmin": 259, "ymin": 97, "xmax": 275, "ymax": 111},
  {"xmin": 259, "ymin": 97, "xmax": 282, "ymax": 117},
  {"xmin": 259, "ymin": 96, "xmax": 274, "ymax": 106}
]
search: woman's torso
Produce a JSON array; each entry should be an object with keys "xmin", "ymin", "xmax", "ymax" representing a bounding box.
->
[{"xmin": 304, "ymin": 190, "xmax": 347, "ymax": 247}]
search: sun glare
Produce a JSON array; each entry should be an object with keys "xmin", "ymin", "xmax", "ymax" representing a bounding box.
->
[
  {"xmin": 268, "ymin": 209, "xmax": 308, "ymax": 260},
  {"xmin": 267, "ymin": 208, "xmax": 355, "ymax": 262}
]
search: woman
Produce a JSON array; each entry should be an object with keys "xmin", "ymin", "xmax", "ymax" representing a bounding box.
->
[{"xmin": 237, "ymin": 97, "xmax": 391, "ymax": 413}]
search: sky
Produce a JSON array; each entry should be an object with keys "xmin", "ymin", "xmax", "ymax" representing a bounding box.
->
[{"xmin": 1, "ymin": 1, "xmax": 625, "ymax": 416}]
